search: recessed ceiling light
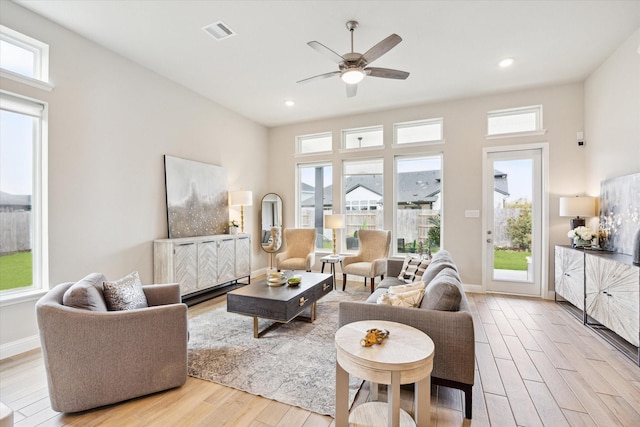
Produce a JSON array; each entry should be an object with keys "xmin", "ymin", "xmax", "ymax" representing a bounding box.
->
[
  {"xmin": 284, "ymin": 100, "xmax": 295, "ymax": 107},
  {"xmin": 499, "ymin": 57, "xmax": 515, "ymax": 68}
]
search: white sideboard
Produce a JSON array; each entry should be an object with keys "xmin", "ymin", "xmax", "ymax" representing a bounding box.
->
[
  {"xmin": 554, "ymin": 245, "xmax": 639, "ymax": 364},
  {"xmin": 154, "ymin": 234, "xmax": 251, "ymax": 298}
]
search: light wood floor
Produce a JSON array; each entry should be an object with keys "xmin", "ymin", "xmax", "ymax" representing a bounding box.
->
[{"xmin": 2, "ymin": 280, "xmax": 640, "ymax": 426}]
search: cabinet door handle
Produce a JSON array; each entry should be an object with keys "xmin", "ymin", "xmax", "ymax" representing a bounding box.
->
[
  {"xmin": 299, "ymin": 297, "xmax": 308, "ymax": 306},
  {"xmin": 323, "ymin": 283, "xmax": 331, "ymax": 291}
]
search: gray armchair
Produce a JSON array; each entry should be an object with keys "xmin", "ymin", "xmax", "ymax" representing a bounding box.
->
[{"xmin": 36, "ymin": 281, "xmax": 188, "ymax": 413}]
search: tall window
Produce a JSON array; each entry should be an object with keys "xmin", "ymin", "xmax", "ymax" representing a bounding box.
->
[
  {"xmin": 0, "ymin": 92, "xmax": 47, "ymax": 295},
  {"xmin": 487, "ymin": 105, "xmax": 543, "ymax": 136},
  {"xmin": 342, "ymin": 126, "xmax": 383, "ymax": 150},
  {"xmin": 343, "ymin": 159, "xmax": 384, "ymax": 251},
  {"xmin": 395, "ymin": 155, "xmax": 442, "ymax": 255},
  {"xmin": 297, "ymin": 163, "xmax": 332, "ymax": 249},
  {"xmin": 0, "ymin": 25, "xmax": 50, "ymax": 83}
]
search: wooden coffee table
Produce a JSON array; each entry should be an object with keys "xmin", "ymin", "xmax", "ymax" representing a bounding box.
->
[{"xmin": 226, "ymin": 272, "xmax": 333, "ymax": 338}]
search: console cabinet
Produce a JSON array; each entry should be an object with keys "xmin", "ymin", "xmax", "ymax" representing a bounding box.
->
[
  {"xmin": 554, "ymin": 245, "xmax": 639, "ymax": 364},
  {"xmin": 154, "ymin": 234, "xmax": 251, "ymax": 297}
]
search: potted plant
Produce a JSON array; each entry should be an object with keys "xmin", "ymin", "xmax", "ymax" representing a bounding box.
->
[{"xmin": 228, "ymin": 220, "xmax": 239, "ymax": 235}]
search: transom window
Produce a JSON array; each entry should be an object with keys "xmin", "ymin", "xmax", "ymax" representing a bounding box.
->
[
  {"xmin": 296, "ymin": 132, "xmax": 332, "ymax": 155},
  {"xmin": 394, "ymin": 118, "xmax": 443, "ymax": 145},
  {"xmin": 342, "ymin": 126, "xmax": 383, "ymax": 150},
  {"xmin": 487, "ymin": 105, "xmax": 542, "ymax": 136},
  {"xmin": 0, "ymin": 25, "xmax": 49, "ymax": 83}
]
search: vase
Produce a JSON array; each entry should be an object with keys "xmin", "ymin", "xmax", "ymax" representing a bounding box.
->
[
  {"xmin": 229, "ymin": 227, "xmax": 238, "ymax": 235},
  {"xmin": 573, "ymin": 237, "xmax": 591, "ymax": 248}
]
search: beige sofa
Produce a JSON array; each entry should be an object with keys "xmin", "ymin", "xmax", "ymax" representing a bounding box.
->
[
  {"xmin": 338, "ymin": 250, "xmax": 475, "ymax": 419},
  {"xmin": 36, "ymin": 279, "xmax": 188, "ymax": 413}
]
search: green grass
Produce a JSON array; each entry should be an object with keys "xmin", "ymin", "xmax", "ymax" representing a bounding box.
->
[
  {"xmin": 494, "ymin": 249, "xmax": 531, "ymax": 271},
  {"xmin": 0, "ymin": 252, "xmax": 33, "ymax": 291}
]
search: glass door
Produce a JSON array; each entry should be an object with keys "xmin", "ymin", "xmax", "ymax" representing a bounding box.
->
[{"xmin": 484, "ymin": 148, "xmax": 542, "ymax": 296}]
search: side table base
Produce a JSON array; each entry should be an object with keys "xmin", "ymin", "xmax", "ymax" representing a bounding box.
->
[{"xmin": 349, "ymin": 402, "xmax": 415, "ymax": 427}]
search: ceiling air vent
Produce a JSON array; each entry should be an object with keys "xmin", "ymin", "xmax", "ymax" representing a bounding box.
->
[{"xmin": 202, "ymin": 21, "xmax": 236, "ymax": 41}]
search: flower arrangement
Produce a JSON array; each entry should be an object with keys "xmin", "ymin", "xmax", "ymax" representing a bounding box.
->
[
  {"xmin": 228, "ymin": 220, "xmax": 239, "ymax": 228},
  {"xmin": 567, "ymin": 226, "xmax": 596, "ymax": 245}
]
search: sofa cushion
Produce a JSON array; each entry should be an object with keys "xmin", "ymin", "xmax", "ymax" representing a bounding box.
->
[
  {"xmin": 62, "ymin": 273, "xmax": 108, "ymax": 311},
  {"xmin": 388, "ymin": 281, "xmax": 426, "ymax": 294},
  {"xmin": 420, "ymin": 250, "xmax": 457, "ymax": 285},
  {"xmin": 103, "ymin": 271, "xmax": 149, "ymax": 311},
  {"xmin": 377, "ymin": 276, "xmax": 406, "ymax": 290},
  {"xmin": 397, "ymin": 254, "xmax": 431, "ymax": 283},
  {"xmin": 421, "ymin": 267, "xmax": 462, "ymax": 311},
  {"xmin": 367, "ymin": 288, "xmax": 389, "ymax": 303}
]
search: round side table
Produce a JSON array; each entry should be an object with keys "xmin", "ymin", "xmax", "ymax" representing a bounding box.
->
[{"xmin": 335, "ymin": 320, "xmax": 435, "ymax": 427}]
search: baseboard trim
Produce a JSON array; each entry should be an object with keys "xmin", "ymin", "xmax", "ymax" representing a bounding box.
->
[
  {"xmin": 463, "ymin": 284, "xmax": 483, "ymax": 293},
  {"xmin": 0, "ymin": 334, "xmax": 40, "ymax": 360}
]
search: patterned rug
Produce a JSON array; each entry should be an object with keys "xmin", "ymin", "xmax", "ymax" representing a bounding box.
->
[{"xmin": 187, "ymin": 289, "xmax": 368, "ymax": 417}]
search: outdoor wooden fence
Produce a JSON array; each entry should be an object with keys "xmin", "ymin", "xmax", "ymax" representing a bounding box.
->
[{"xmin": 0, "ymin": 211, "xmax": 31, "ymax": 255}]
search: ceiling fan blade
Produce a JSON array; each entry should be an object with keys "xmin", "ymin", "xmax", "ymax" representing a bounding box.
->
[
  {"xmin": 297, "ymin": 71, "xmax": 340, "ymax": 84},
  {"xmin": 366, "ymin": 67, "xmax": 410, "ymax": 80},
  {"xmin": 346, "ymin": 84, "xmax": 357, "ymax": 98},
  {"xmin": 307, "ymin": 41, "xmax": 345, "ymax": 64},
  {"xmin": 362, "ymin": 34, "xmax": 402, "ymax": 65}
]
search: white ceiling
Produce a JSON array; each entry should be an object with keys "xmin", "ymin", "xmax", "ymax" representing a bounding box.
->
[{"xmin": 14, "ymin": 0, "xmax": 640, "ymax": 127}]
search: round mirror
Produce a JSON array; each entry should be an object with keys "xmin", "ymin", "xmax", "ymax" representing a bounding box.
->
[{"xmin": 260, "ymin": 193, "xmax": 283, "ymax": 253}]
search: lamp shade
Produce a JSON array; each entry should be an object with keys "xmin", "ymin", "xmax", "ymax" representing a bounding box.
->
[
  {"xmin": 559, "ymin": 196, "xmax": 596, "ymax": 217},
  {"xmin": 325, "ymin": 214, "xmax": 345, "ymax": 229},
  {"xmin": 230, "ymin": 190, "xmax": 253, "ymax": 206}
]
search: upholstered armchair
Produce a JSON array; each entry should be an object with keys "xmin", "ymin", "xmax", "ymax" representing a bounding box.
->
[
  {"xmin": 36, "ymin": 279, "xmax": 188, "ymax": 413},
  {"xmin": 275, "ymin": 228, "xmax": 317, "ymax": 271},
  {"xmin": 342, "ymin": 229, "xmax": 392, "ymax": 293}
]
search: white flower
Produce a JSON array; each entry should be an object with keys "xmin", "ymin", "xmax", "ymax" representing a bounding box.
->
[{"xmin": 567, "ymin": 226, "xmax": 596, "ymax": 240}]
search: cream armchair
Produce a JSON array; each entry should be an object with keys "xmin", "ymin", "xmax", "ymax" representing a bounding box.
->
[
  {"xmin": 342, "ymin": 229, "xmax": 391, "ymax": 293},
  {"xmin": 275, "ymin": 228, "xmax": 317, "ymax": 271},
  {"xmin": 36, "ymin": 280, "xmax": 188, "ymax": 413}
]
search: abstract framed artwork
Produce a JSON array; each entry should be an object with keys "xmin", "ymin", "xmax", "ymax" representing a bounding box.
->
[
  {"xmin": 599, "ymin": 172, "xmax": 640, "ymax": 255},
  {"xmin": 164, "ymin": 155, "xmax": 228, "ymax": 238}
]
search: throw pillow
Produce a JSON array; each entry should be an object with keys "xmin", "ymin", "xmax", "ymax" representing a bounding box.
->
[
  {"xmin": 420, "ymin": 268, "xmax": 462, "ymax": 311},
  {"xmin": 377, "ymin": 287, "xmax": 426, "ymax": 308},
  {"xmin": 102, "ymin": 271, "xmax": 148, "ymax": 311},
  {"xmin": 62, "ymin": 273, "xmax": 108, "ymax": 311},
  {"xmin": 388, "ymin": 281, "xmax": 426, "ymax": 294},
  {"xmin": 397, "ymin": 254, "xmax": 431, "ymax": 283}
]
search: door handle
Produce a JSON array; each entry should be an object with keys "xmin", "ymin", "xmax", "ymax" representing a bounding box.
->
[{"xmin": 487, "ymin": 239, "xmax": 492, "ymax": 243}]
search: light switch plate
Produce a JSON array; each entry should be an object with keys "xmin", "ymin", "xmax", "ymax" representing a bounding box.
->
[{"xmin": 465, "ymin": 210, "xmax": 480, "ymax": 218}]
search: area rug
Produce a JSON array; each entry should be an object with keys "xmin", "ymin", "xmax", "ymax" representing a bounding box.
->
[{"xmin": 187, "ymin": 289, "xmax": 368, "ymax": 417}]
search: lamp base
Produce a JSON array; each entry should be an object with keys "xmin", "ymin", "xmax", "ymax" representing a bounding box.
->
[{"xmin": 569, "ymin": 217, "xmax": 585, "ymax": 229}]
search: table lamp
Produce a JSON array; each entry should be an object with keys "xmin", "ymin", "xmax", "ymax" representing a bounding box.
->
[
  {"xmin": 230, "ymin": 190, "xmax": 253, "ymax": 233},
  {"xmin": 325, "ymin": 213, "xmax": 345, "ymax": 256},
  {"xmin": 559, "ymin": 196, "xmax": 596, "ymax": 229}
]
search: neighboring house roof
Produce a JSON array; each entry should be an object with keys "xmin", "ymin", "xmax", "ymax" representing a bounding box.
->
[
  {"xmin": 301, "ymin": 170, "xmax": 509, "ymax": 206},
  {"xmin": 0, "ymin": 191, "xmax": 31, "ymax": 208}
]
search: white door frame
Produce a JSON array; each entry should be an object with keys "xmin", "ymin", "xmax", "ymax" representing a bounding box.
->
[{"xmin": 481, "ymin": 143, "xmax": 550, "ymax": 298}]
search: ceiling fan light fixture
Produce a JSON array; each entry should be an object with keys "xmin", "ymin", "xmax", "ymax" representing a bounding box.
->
[{"xmin": 341, "ymin": 68, "xmax": 365, "ymax": 84}]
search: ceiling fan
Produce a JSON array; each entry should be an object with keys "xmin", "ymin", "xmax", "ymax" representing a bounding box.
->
[{"xmin": 297, "ymin": 20, "xmax": 410, "ymax": 97}]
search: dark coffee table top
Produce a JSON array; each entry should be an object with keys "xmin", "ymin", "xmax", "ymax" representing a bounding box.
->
[{"xmin": 228, "ymin": 272, "xmax": 331, "ymax": 302}]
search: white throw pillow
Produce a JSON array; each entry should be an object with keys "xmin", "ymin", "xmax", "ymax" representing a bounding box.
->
[
  {"xmin": 388, "ymin": 281, "xmax": 426, "ymax": 294},
  {"xmin": 377, "ymin": 288, "xmax": 426, "ymax": 308}
]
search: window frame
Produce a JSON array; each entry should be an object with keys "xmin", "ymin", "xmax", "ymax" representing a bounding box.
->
[
  {"xmin": 295, "ymin": 161, "xmax": 333, "ymax": 251},
  {"xmin": 486, "ymin": 105, "xmax": 545, "ymax": 138},
  {"xmin": 295, "ymin": 132, "xmax": 333, "ymax": 156},
  {"xmin": 0, "ymin": 25, "xmax": 53, "ymax": 91},
  {"xmin": 393, "ymin": 153, "xmax": 443, "ymax": 257},
  {"xmin": 0, "ymin": 91, "xmax": 49, "ymax": 303},
  {"xmin": 393, "ymin": 118, "xmax": 445, "ymax": 147},
  {"xmin": 340, "ymin": 125, "xmax": 384, "ymax": 152}
]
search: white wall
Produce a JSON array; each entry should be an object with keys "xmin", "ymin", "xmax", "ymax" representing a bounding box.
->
[
  {"xmin": 0, "ymin": 2, "xmax": 269, "ymax": 356},
  {"xmin": 584, "ymin": 28, "xmax": 640, "ymax": 195},
  {"xmin": 268, "ymin": 83, "xmax": 585, "ymax": 293}
]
